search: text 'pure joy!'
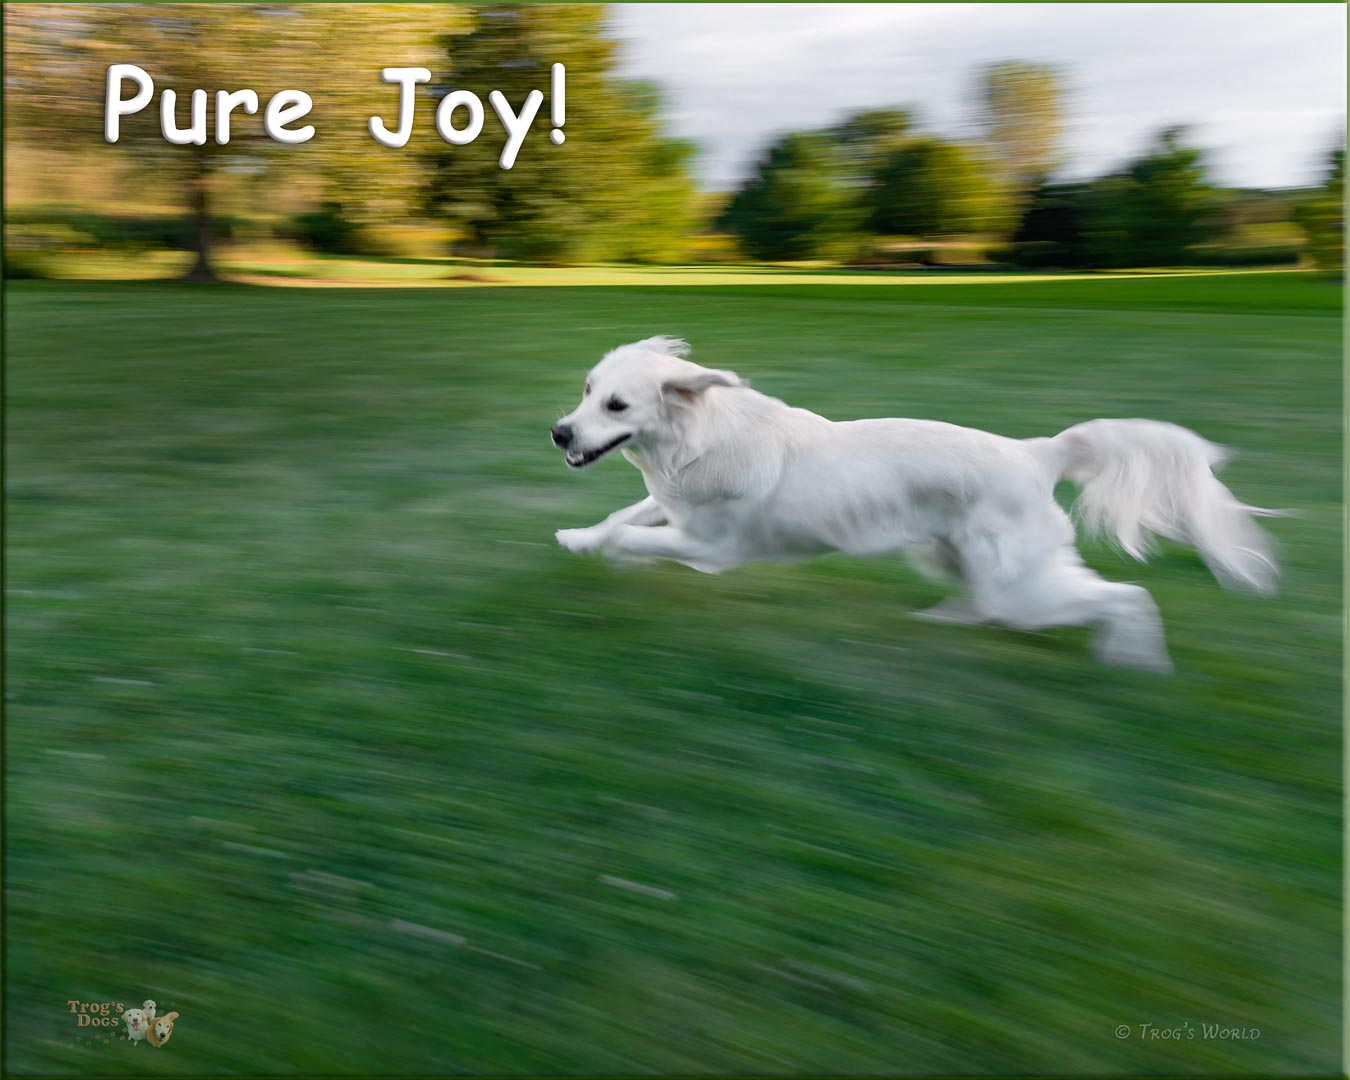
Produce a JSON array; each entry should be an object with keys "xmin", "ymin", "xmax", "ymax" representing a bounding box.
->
[{"xmin": 103, "ymin": 63, "xmax": 566, "ymax": 169}]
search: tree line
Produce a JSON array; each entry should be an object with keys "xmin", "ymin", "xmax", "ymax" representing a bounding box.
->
[
  {"xmin": 721, "ymin": 64, "xmax": 1343, "ymax": 273},
  {"xmin": 4, "ymin": 3, "xmax": 1343, "ymax": 278}
]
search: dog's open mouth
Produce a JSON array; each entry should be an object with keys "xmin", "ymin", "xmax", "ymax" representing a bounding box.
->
[{"xmin": 566, "ymin": 433, "xmax": 631, "ymax": 469}]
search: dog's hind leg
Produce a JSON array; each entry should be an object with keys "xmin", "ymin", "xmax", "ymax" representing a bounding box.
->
[
  {"xmin": 957, "ymin": 514, "xmax": 1172, "ymax": 672},
  {"xmin": 975, "ymin": 553, "xmax": 1171, "ymax": 671}
]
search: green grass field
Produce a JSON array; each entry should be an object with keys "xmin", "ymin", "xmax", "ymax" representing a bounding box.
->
[{"xmin": 4, "ymin": 270, "xmax": 1343, "ymax": 1074}]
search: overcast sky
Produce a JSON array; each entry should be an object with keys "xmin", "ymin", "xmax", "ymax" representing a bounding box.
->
[{"xmin": 609, "ymin": 3, "xmax": 1347, "ymax": 191}]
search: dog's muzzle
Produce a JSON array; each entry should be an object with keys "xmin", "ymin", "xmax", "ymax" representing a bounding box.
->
[{"xmin": 564, "ymin": 432, "xmax": 631, "ymax": 469}]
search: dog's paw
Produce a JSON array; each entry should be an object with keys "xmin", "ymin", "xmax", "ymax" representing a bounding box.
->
[{"xmin": 555, "ymin": 527, "xmax": 605, "ymax": 555}]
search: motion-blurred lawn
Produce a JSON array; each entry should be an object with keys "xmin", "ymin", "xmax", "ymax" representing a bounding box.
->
[{"xmin": 4, "ymin": 270, "xmax": 1342, "ymax": 1074}]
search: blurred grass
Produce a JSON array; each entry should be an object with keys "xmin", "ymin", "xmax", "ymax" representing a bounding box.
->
[{"xmin": 4, "ymin": 270, "xmax": 1342, "ymax": 1074}]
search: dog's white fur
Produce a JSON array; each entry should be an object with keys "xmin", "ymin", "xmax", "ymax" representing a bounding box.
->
[
  {"xmin": 553, "ymin": 337, "xmax": 1278, "ymax": 671},
  {"xmin": 124, "ymin": 1008, "xmax": 148, "ymax": 1045}
]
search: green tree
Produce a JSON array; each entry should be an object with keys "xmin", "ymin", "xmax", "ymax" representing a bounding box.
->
[
  {"xmin": 1009, "ymin": 181, "xmax": 1092, "ymax": 268},
  {"xmin": 295, "ymin": 5, "xmax": 462, "ymax": 227},
  {"xmin": 1114, "ymin": 126, "xmax": 1217, "ymax": 265},
  {"xmin": 720, "ymin": 131, "xmax": 863, "ymax": 261},
  {"xmin": 1076, "ymin": 174, "xmax": 1141, "ymax": 269},
  {"xmin": 869, "ymin": 137, "xmax": 1013, "ymax": 238},
  {"xmin": 1294, "ymin": 143, "xmax": 1345, "ymax": 275},
  {"xmin": 424, "ymin": 5, "xmax": 698, "ymax": 263},
  {"xmin": 973, "ymin": 60, "xmax": 1065, "ymax": 196},
  {"xmin": 3, "ymin": 4, "xmax": 449, "ymax": 280},
  {"xmin": 827, "ymin": 107, "xmax": 915, "ymax": 185},
  {"xmin": 1013, "ymin": 129, "xmax": 1225, "ymax": 269}
]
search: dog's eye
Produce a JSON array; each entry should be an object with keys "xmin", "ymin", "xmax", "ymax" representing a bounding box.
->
[
  {"xmin": 606, "ymin": 397, "xmax": 628, "ymax": 413},
  {"xmin": 583, "ymin": 383, "xmax": 591, "ymax": 398}
]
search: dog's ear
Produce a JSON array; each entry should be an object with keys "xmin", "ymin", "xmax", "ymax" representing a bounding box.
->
[
  {"xmin": 661, "ymin": 364, "xmax": 746, "ymax": 403},
  {"xmin": 164, "ymin": 1013, "xmax": 178, "ymax": 1022}
]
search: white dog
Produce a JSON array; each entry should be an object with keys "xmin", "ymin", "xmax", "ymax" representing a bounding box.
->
[
  {"xmin": 123, "ymin": 1007, "xmax": 148, "ymax": 1046},
  {"xmin": 552, "ymin": 337, "xmax": 1278, "ymax": 671}
]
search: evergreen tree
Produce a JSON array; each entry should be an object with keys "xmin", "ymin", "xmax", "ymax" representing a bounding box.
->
[{"xmin": 1116, "ymin": 126, "xmax": 1216, "ymax": 265}]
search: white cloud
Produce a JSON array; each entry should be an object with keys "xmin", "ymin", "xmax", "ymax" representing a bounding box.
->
[{"xmin": 609, "ymin": 3, "xmax": 1346, "ymax": 190}]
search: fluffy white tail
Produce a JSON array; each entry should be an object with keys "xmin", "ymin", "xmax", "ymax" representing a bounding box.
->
[{"xmin": 1047, "ymin": 418, "xmax": 1280, "ymax": 596}]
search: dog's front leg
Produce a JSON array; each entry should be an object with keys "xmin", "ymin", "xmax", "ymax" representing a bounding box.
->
[
  {"xmin": 556, "ymin": 497, "xmax": 667, "ymax": 556},
  {"xmin": 603, "ymin": 523, "xmax": 731, "ymax": 574}
]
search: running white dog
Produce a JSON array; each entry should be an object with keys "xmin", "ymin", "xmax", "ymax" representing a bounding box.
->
[{"xmin": 551, "ymin": 337, "xmax": 1278, "ymax": 671}]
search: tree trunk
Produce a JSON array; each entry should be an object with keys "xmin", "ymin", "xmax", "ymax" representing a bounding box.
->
[{"xmin": 180, "ymin": 154, "xmax": 219, "ymax": 283}]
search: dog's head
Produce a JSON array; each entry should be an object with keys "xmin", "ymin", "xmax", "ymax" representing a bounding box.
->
[
  {"xmin": 151, "ymin": 1013, "xmax": 177, "ymax": 1045},
  {"xmin": 124, "ymin": 1009, "xmax": 146, "ymax": 1033},
  {"xmin": 551, "ymin": 337, "xmax": 745, "ymax": 469}
]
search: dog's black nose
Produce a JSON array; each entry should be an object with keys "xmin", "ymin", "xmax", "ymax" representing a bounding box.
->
[{"xmin": 551, "ymin": 423, "xmax": 573, "ymax": 449}]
